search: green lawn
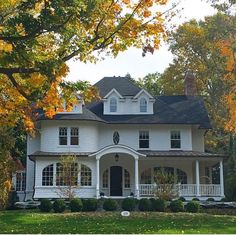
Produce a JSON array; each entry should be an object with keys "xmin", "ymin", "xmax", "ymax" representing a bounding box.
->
[{"xmin": 1, "ymin": 210, "xmax": 236, "ymax": 234}]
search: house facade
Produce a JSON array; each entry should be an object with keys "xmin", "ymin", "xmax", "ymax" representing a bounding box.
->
[{"xmin": 19, "ymin": 75, "xmax": 225, "ymax": 201}]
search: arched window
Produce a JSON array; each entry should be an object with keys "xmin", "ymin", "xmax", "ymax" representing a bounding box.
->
[
  {"xmin": 102, "ymin": 169, "xmax": 108, "ymax": 188},
  {"xmin": 81, "ymin": 164, "xmax": 92, "ymax": 186},
  {"xmin": 141, "ymin": 168, "xmax": 152, "ymax": 184},
  {"xmin": 56, "ymin": 162, "xmax": 78, "ymax": 186},
  {"xmin": 42, "ymin": 164, "xmax": 54, "ymax": 186},
  {"xmin": 140, "ymin": 98, "xmax": 147, "ymax": 112},
  {"xmin": 124, "ymin": 169, "xmax": 130, "ymax": 188},
  {"xmin": 177, "ymin": 169, "xmax": 187, "ymax": 184},
  {"xmin": 110, "ymin": 97, "xmax": 117, "ymax": 112}
]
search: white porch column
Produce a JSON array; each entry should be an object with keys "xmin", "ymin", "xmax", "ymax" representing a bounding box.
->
[
  {"xmin": 195, "ymin": 160, "xmax": 200, "ymax": 197},
  {"xmin": 96, "ymin": 157, "xmax": 100, "ymax": 199},
  {"xmin": 220, "ymin": 160, "xmax": 224, "ymax": 197},
  {"xmin": 135, "ymin": 158, "xmax": 139, "ymax": 198}
]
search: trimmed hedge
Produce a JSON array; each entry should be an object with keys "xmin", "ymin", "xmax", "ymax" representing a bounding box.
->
[
  {"xmin": 206, "ymin": 198, "xmax": 215, "ymax": 202},
  {"xmin": 103, "ymin": 199, "xmax": 118, "ymax": 211},
  {"xmin": 138, "ymin": 198, "xmax": 152, "ymax": 211},
  {"xmin": 70, "ymin": 198, "xmax": 83, "ymax": 212},
  {"xmin": 170, "ymin": 200, "xmax": 184, "ymax": 212},
  {"xmin": 122, "ymin": 198, "xmax": 136, "ymax": 211},
  {"xmin": 151, "ymin": 198, "xmax": 166, "ymax": 212},
  {"xmin": 192, "ymin": 198, "xmax": 200, "ymax": 201},
  {"xmin": 186, "ymin": 201, "xmax": 200, "ymax": 213},
  {"xmin": 178, "ymin": 197, "xmax": 186, "ymax": 202},
  {"xmin": 39, "ymin": 199, "xmax": 52, "ymax": 212},
  {"xmin": 53, "ymin": 199, "xmax": 66, "ymax": 213},
  {"xmin": 82, "ymin": 199, "xmax": 98, "ymax": 211}
]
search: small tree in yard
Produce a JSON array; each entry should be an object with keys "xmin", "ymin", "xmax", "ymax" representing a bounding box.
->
[
  {"xmin": 56, "ymin": 155, "xmax": 79, "ymax": 200},
  {"xmin": 153, "ymin": 170, "xmax": 178, "ymax": 201}
]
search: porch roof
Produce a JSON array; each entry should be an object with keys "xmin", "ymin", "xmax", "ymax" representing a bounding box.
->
[
  {"xmin": 29, "ymin": 151, "xmax": 91, "ymax": 158},
  {"xmin": 138, "ymin": 150, "xmax": 227, "ymax": 158}
]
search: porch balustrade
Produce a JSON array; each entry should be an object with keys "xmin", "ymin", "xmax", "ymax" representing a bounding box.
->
[{"xmin": 139, "ymin": 184, "xmax": 221, "ymax": 197}]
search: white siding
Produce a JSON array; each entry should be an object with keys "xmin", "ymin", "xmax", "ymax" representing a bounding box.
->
[
  {"xmin": 192, "ymin": 127, "xmax": 205, "ymax": 152},
  {"xmin": 40, "ymin": 121, "xmax": 99, "ymax": 152},
  {"xmin": 98, "ymin": 124, "xmax": 193, "ymax": 151},
  {"xmin": 104, "ymin": 93, "xmax": 154, "ymax": 115}
]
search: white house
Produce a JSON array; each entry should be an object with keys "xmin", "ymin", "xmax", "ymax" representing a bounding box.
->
[{"xmin": 16, "ymin": 74, "xmax": 226, "ymax": 201}]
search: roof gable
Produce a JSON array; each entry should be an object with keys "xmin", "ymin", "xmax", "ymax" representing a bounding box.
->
[{"xmin": 95, "ymin": 76, "xmax": 141, "ymax": 97}]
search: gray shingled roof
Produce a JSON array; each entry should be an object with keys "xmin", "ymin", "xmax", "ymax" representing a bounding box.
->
[
  {"xmin": 38, "ymin": 76, "xmax": 211, "ymax": 129},
  {"xmin": 94, "ymin": 76, "xmax": 141, "ymax": 97},
  {"xmin": 138, "ymin": 150, "xmax": 227, "ymax": 158}
]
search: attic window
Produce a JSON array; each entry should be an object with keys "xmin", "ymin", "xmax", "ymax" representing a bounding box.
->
[
  {"xmin": 110, "ymin": 97, "xmax": 117, "ymax": 112},
  {"xmin": 140, "ymin": 98, "xmax": 147, "ymax": 112}
]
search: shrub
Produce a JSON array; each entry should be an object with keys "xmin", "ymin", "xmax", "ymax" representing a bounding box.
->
[
  {"xmin": 207, "ymin": 198, "xmax": 215, "ymax": 202},
  {"xmin": 220, "ymin": 197, "xmax": 228, "ymax": 202},
  {"xmin": 53, "ymin": 199, "xmax": 66, "ymax": 213},
  {"xmin": 151, "ymin": 198, "xmax": 166, "ymax": 212},
  {"xmin": 170, "ymin": 200, "xmax": 184, "ymax": 212},
  {"xmin": 122, "ymin": 198, "xmax": 136, "ymax": 211},
  {"xmin": 82, "ymin": 199, "xmax": 98, "ymax": 211},
  {"xmin": 39, "ymin": 199, "xmax": 52, "ymax": 212},
  {"xmin": 192, "ymin": 197, "xmax": 200, "ymax": 201},
  {"xmin": 70, "ymin": 198, "xmax": 83, "ymax": 212},
  {"xmin": 138, "ymin": 198, "xmax": 152, "ymax": 211},
  {"xmin": 186, "ymin": 201, "xmax": 200, "ymax": 213},
  {"xmin": 178, "ymin": 196, "xmax": 186, "ymax": 202},
  {"xmin": 103, "ymin": 199, "xmax": 118, "ymax": 211}
]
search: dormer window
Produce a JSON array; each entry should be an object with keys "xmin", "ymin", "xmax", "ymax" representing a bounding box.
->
[
  {"xmin": 110, "ymin": 97, "xmax": 117, "ymax": 112},
  {"xmin": 140, "ymin": 98, "xmax": 147, "ymax": 112}
]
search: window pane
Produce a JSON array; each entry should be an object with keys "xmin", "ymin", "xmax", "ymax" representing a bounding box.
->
[
  {"xmin": 139, "ymin": 131, "xmax": 149, "ymax": 148},
  {"xmin": 56, "ymin": 163, "xmax": 78, "ymax": 186},
  {"xmin": 177, "ymin": 169, "xmax": 187, "ymax": 184},
  {"xmin": 59, "ymin": 127, "xmax": 67, "ymax": 145},
  {"xmin": 81, "ymin": 164, "xmax": 92, "ymax": 186},
  {"xmin": 42, "ymin": 164, "xmax": 54, "ymax": 186},
  {"xmin": 140, "ymin": 98, "xmax": 147, "ymax": 112},
  {"xmin": 16, "ymin": 172, "xmax": 26, "ymax": 191},
  {"xmin": 71, "ymin": 127, "xmax": 79, "ymax": 145},
  {"xmin": 141, "ymin": 168, "xmax": 152, "ymax": 184},
  {"xmin": 124, "ymin": 169, "xmax": 130, "ymax": 188},
  {"xmin": 170, "ymin": 130, "xmax": 181, "ymax": 148},
  {"xmin": 102, "ymin": 169, "xmax": 108, "ymax": 188},
  {"xmin": 110, "ymin": 98, "xmax": 117, "ymax": 112}
]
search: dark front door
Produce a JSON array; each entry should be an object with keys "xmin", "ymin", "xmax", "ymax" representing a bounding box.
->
[{"xmin": 110, "ymin": 166, "xmax": 122, "ymax": 196}]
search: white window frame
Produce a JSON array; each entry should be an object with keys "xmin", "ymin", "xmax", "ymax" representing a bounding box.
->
[
  {"xmin": 59, "ymin": 127, "xmax": 79, "ymax": 146},
  {"xmin": 139, "ymin": 130, "xmax": 149, "ymax": 149},
  {"xmin": 110, "ymin": 97, "xmax": 117, "ymax": 112},
  {"xmin": 170, "ymin": 130, "xmax": 181, "ymax": 149},
  {"xmin": 140, "ymin": 97, "xmax": 147, "ymax": 112},
  {"xmin": 15, "ymin": 171, "xmax": 26, "ymax": 192}
]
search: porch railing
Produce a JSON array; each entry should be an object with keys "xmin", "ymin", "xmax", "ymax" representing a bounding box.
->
[{"xmin": 139, "ymin": 184, "xmax": 221, "ymax": 197}]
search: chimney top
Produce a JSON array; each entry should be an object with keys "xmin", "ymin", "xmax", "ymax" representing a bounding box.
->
[{"xmin": 184, "ymin": 70, "xmax": 196, "ymax": 96}]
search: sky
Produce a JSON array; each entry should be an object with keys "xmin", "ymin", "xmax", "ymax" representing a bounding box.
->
[{"xmin": 66, "ymin": 0, "xmax": 216, "ymax": 85}]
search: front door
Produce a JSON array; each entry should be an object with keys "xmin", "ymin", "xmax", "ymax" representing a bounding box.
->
[{"xmin": 110, "ymin": 166, "xmax": 122, "ymax": 196}]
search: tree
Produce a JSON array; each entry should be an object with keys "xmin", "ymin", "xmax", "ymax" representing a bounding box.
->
[
  {"xmin": 0, "ymin": 0, "xmax": 178, "ymax": 131},
  {"xmin": 56, "ymin": 155, "xmax": 79, "ymax": 200},
  {"xmin": 139, "ymin": 13, "xmax": 235, "ymax": 154},
  {"xmin": 0, "ymin": 127, "xmax": 17, "ymax": 209}
]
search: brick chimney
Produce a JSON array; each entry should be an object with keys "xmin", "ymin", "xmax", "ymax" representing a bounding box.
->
[{"xmin": 184, "ymin": 70, "xmax": 196, "ymax": 96}]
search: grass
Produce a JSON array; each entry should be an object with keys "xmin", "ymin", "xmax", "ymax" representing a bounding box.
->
[{"xmin": 1, "ymin": 210, "xmax": 236, "ymax": 234}]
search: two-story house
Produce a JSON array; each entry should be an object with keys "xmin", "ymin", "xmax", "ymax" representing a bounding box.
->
[{"xmin": 20, "ymin": 74, "xmax": 225, "ymax": 201}]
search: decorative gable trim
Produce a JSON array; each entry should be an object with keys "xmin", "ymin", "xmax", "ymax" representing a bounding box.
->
[
  {"xmin": 132, "ymin": 89, "xmax": 155, "ymax": 102},
  {"xmin": 103, "ymin": 88, "xmax": 124, "ymax": 100}
]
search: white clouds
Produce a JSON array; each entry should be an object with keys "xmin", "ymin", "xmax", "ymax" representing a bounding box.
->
[{"xmin": 66, "ymin": 0, "xmax": 216, "ymax": 84}]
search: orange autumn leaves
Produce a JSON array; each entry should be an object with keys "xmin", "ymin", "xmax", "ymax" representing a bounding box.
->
[{"xmin": 217, "ymin": 39, "xmax": 236, "ymax": 132}]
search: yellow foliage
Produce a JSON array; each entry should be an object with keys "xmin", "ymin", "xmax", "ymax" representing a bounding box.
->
[{"xmin": 0, "ymin": 40, "xmax": 13, "ymax": 52}]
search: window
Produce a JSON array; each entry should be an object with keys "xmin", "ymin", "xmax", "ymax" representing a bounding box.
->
[
  {"xmin": 71, "ymin": 127, "xmax": 79, "ymax": 145},
  {"xmin": 59, "ymin": 127, "xmax": 67, "ymax": 145},
  {"xmin": 113, "ymin": 131, "xmax": 120, "ymax": 145},
  {"xmin": 170, "ymin": 130, "xmax": 181, "ymax": 148},
  {"xmin": 141, "ymin": 168, "xmax": 152, "ymax": 184},
  {"xmin": 102, "ymin": 169, "xmax": 108, "ymax": 188},
  {"xmin": 81, "ymin": 164, "xmax": 92, "ymax": 186},
  {"xmin": 56, "ymin": 163, "xmax": 78, "ymax": 186},
  {"xmin": 139, "ymin": 131, "xmax": 149, "ymax": 148},
  {"xmin": 42, "ymin": 164, "xmax": 54, "ymax": 186},
  {"xmin": 177, "ymin": 169, "xmax": 187, "ymax": 184},
  {"xmin": 140, "ymin": 98, "xmax": 147, "ymax": 112},
  {"xmin": 110, "ymin": 97, "xmax": 117, "ymax": 112},
  {"xmin": 16, "ymin": 171, "xmax": 26, "ymax": 191},
  {"xmin": 124, "ymin": 169, "xmax": 130, "ymax": 188}
]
